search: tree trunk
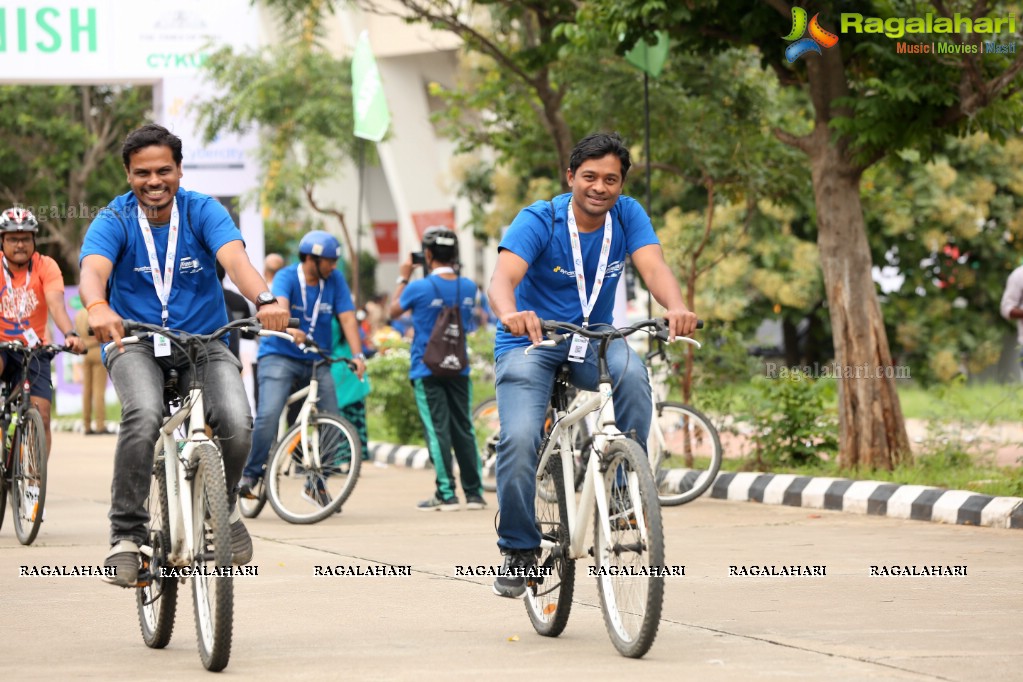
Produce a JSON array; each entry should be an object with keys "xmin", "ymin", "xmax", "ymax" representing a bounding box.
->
[{"xmin": 808, "ymin": 131, "xmax": 911, "ymax": 470}]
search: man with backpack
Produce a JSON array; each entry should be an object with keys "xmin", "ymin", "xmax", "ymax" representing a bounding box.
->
[{"xmin": 390, "ymin": 227, "xmax": 485, "ymax": 511}]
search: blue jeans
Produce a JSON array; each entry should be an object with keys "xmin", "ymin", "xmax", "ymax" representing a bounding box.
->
[
  {"xmin": 243, "ymin": 353, "xmax": 340, "ymax": 481},
  {"xmin": 106, "ymin": 340, "xmax": 250, "ymax": 546},
  {"xmin": 494, "ymin": 335, "xmax": 651, "ymax": 551}
]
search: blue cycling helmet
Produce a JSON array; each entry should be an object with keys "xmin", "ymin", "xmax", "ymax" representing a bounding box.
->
[{"xmin": 298, "ymin": 230, "xmax": 342, "ymax": 259}]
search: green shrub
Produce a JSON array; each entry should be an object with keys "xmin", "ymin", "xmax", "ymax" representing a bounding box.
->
[
  {"xmin": 745, "ymin": 370, "xmax": 838, "ymax": 469},
  {"xmin": 365, "ymin": 347, "xmax": 424, "ymax": 445}
]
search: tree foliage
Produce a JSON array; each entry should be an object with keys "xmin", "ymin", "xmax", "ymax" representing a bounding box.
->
[{"xmin": 0, "ymin": 85, "xmax": 151, "ymax": 277}]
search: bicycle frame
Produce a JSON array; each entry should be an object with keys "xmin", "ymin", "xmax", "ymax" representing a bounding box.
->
[
  {"xmin": 273, "ymin": 356, "xmax": 328, "ymax": 472},
  {"xmin": 536, "ymin": 379, "xmax": 651, "ymax": 562},
  {"xmin": 153, "ymin": 386, "xmax": 213, "ymax": 568}
]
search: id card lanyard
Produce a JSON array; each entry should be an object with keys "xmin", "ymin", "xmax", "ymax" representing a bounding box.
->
[
  {"xmin": 137, "ymin": 198, "xmax": 180, "ymax": 356},
  {"xmin": 566, "ymin": 200, "xmax": 613, "ymax": 362},
  {"xmin": 300, "ymin": 278, "xmax": 325, "ymax": 338},
  {"xmin": 2, "ymin": 255, "xmax": 38, "ymax": 346}
]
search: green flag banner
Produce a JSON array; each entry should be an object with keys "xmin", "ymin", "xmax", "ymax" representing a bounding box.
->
[
  {"xmin": 352, "ymin": 30, "xmax": 391, "ymax": 142},
  {"xmin": 624, "ymin": 31, "xmax": 670, "ymax": 79}
]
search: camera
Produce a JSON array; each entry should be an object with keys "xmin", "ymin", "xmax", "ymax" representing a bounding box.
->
[{"xmin": 411, "ymin": 251, "xmax": 426, "ymax": 266}]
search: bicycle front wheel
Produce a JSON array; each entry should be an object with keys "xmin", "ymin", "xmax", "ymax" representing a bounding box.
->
[
  {"xmin": 11, "ymin": 407, "xmax": 46, "ymax": 545},
  {"xmin": 0, "ymin": 434, "xmax": 8, "ymax": 533},
  {"xmin": 651, "ymin": 403, "xmax": 722, "ymax": 507},
  {"xmin": 524, "ymin": 452, "xmax": 575, "ymax": 637},
  {"xmin": 472, "ymin": 398, "xmax": 499, "ymax": 493},
  {"xmin": 191, "ymin": 443, "xmax": 233, "ymax": 672},
  {"xmin": 137, "ymin": 445, "xmax": 178, "ymax": 648},
  {"xmin": 266, "ymin": 414, "xmax": 361, "ymax": 524},
  {"xmin": 593, "ymin": 438, "xmax": 664, "ymax": 658}
]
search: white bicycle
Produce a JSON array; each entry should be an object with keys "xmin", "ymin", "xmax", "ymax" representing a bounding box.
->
[
  {"xmin": 238, "ymin": 344, "xmax": 362, "ymax": 524},
  {"xmin": 522, "ymin": 318, "xmax": 697, "ymax": 658},
  {"xmin": 109, "ymin": 317, "xmax": 293, "ymax": 672},
  {"xmin": 475, "ymin": 328, "xmax": 719, "ymax": 506}
]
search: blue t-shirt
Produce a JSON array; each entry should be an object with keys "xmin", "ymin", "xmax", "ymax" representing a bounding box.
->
[
  {"xmin": 80, "ymin": 189, "xmax": 241, "ymax": 334},
  {"xmin": 494, "ymin": 193, "xmax": 659, "ymax": 357},
  {"xmin": 258, "ymin": 263, "xmax": 354, "ymax": 361},
  {"xmin": 399, "ymin": 275, "xmax": 478, "ymax": 380}
]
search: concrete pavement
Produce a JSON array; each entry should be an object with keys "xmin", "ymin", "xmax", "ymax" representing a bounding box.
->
[{"xmin": 1, "ymin": 431, "xmax": 1021, "ymax": 681}]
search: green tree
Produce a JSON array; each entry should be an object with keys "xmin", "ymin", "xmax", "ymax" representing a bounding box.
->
[
  {"xmin": 865, "ymin": 132, "xmax": 1023, "ymax": 383},
  {"xmin": 195, "ymin": 0, "xmax": 370, "ymax": 300},
  {"xmin": 583, "ymin": 0, "xmax": 1023, "ymax": 469},
  {"xmin": 0, "ymin": 85, "xmax": 151, "ymax": 277}
]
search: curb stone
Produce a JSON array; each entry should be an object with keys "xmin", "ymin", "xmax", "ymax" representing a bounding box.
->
[{"xmin": 367, "ymin": 440, "xmax": 1023, "ymax": 531}]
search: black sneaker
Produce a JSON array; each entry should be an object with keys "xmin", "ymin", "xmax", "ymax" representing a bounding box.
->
[
  {"xmin": 417, "ymin": 494, "xmax": 460, "ymax": 512},
  {"xmin": 238, "ymin": 476, "xmax": 259, "ymax": 500},
  {"xmin": 229, "ymin": 507, "xmax": 253, "ymax": 565},
  {"xmin": 492, "ymin": 548, "xmax": 538, "ymax": 598},
  {"xmin": 465, "ymin": 494, "xmax": 487, "ymax": 510},
  {"xmin": 102, "ymin": 540, "xmax": 141, "ymax": 588}
]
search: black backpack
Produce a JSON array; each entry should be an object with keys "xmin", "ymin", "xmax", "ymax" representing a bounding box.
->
[{"xmin": 422, "ymin": 276, "xmax": 469, "ymax": 377}]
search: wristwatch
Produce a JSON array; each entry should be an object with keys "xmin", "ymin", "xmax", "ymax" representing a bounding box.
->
[
  {"xmin": 255, "ymin": 291, "xmax": 278, "ymax": 308},
  {"xmin": 396, "ymin": 276, "xmax": 409, "ymax": 286},
  {"xmin": 354, "ymin": 353, "xmax": 366, "ymax": 361}
]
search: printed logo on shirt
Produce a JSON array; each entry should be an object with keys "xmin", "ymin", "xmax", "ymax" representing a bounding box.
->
[
  {"xmin": 551, "ymin": 265, "xmax": 577, "ymax": 279},
  {"xmin": 1, "ymin": 286, "xmax": 39, "ymax": 322},
  {"xmin": 178, "ymin": 256, "xmax": 204, "ymax": 274}
]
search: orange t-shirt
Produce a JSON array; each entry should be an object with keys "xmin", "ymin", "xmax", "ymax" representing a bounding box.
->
[{"xmin": 0, "ymin": 253, "xmax": 64, "ymax": 344}]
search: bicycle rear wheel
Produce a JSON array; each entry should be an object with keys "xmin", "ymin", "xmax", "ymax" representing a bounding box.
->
[
  {"xmin": 238, "ymin": 477, "xmax": 267, "ymax": 519},
  {"xmin": 137, "ymin": 446, "xmax": 178, "ymax": 648},
  {"xmin": 191, "ymin": 443, "xmax": 233, "ymax": 672},
  {"xmin": 524, "ymin": 452, "xmax": 575, "ymax": 637},
  {"xmin": 11, "ymin": 408, "xmax": 46, "ymax": 545},
  {"xmin": 593, "ymin": 438, "xmax": 664, "ymax": 658},
  {"xmin": 472, "ymin": 398, "xmax": 499, "ymax": 493},
  {"xmin": 651, "ymin": 403, "xmax": 722, "ymax": 506},
  {"xmin": 266, "ymin": 414, "xmax": 360, "ymax": 524}
]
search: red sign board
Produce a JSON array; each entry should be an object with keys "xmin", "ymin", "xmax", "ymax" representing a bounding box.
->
[
  {"xmin": 372, "ymin": 221, "xmax": 399, "ymax": 259},
  {"xmin": 411, "ymin": 209, "xmax": 456, "ymax": 239}
]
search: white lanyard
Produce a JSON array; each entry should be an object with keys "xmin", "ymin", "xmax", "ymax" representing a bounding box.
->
[
  {"xmin": 137, "ymin": 199, "xmax": 180, "ymax": 327},
  {"xmin": 430, "ymin": 267, "xmax": 455, "ymax": 276},
  {"xmin": 2, "ymin": 255, "xmax": 32, "ymax": 324},
  {"xmin": 300, "ymin": 278, "xmax": 325, "ymax": 336},
  {"xmin": 566, "ymin": 200, "xmax": 613, "ymax": 327}
]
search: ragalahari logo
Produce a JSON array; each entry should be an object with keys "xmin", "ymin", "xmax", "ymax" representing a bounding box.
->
[{"xmin": 783, "ymin": 7, "xmax": 839, "ymax": 62}]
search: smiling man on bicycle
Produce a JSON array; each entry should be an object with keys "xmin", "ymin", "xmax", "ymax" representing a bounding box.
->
[
  {"xmin": 238, "ymin": 230, "xmax": 365, "ymax": 508},
  {"xmin": 487, "ymin": 132, "xmax": 698, "ymax": 598},
  {"xmin": 79, "ymin": 123, "xmax": 290, "ymax": 587},
  {"xmin": 0, "ymin": 207, "xmax": 86, "ymax": 452}
]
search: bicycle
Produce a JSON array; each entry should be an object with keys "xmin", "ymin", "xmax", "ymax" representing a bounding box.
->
[
  {"xmin": 107, "ymin": 317, "xmax": 293, "ymax": 672},
  {"xmin": 238, "ymin": 344, "xmax": 362, "ymax": 524},
  {"xmin": 475, "ymin": 335, "xmax": 719, "ymax": 506},
  {"xmin": 0, "ymin": 341, "xmax": 67, "ymax": 545},
  {"xmin": 522, "ymin": 318, "xmax": 693, "ymax": 658}
]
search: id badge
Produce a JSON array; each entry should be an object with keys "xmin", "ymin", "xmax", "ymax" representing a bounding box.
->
[
  {"xmin": 568, "ymin": 333, "xmax": 587, "ymax": 363},
  {"xmin": 22, "ymin": 328, "xmax": 40, "ymax": 347},
  {"xmin": 153, "ymin": 333, "xmax": 171, "ymax": 357}
]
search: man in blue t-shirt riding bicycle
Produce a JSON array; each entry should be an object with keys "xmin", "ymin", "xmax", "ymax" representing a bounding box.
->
[
  {"xmin": 488, "ymin": 132, "xmax": 698, "ymax": 598},
  {"xmin": 80, "ymin": 123, "xmax": 290, "ymax": 587},
  {"xmin": 238, "ymin": 231, "xmax": 366, "ymax": 507}
]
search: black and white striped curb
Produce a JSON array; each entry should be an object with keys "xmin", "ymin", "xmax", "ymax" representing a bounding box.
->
[
  {"xmin": 369, "ymin": 440, "xmax": 1023, "ymax": 531},
  {"xmin": 660, "ymin": 469, "xmax": 1023, "ymax": 530}
]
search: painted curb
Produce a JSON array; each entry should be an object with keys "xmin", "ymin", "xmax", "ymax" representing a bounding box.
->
[{"xmin": 367, "ymin": 440, "xmax": 1023, "ymax": 531}]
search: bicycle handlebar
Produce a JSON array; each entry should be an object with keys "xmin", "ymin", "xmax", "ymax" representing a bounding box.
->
[
  {"xmin": 298, "ymin": 340, "xmax": 360, "ymax": 370},
  {"xmin": 0, "ymin": 340, "xmax": 72, "ymax": 355},
  {"xmin": 531, "ymin": 318, "xmax": 703, "ymax": 351},
  {"xmin": 104, "ymin": 317, "xmax": 300, "ymax": 354}
]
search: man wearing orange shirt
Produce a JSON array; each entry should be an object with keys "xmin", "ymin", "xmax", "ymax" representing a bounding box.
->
[{"xmin": 0, "ymin": 208, "xmax": 85, "ymax": 452}]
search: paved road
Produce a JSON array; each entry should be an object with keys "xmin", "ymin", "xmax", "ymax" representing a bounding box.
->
[{"xmin": 2, "ymin": 432, "xmax": 1021, "ymax": 681}]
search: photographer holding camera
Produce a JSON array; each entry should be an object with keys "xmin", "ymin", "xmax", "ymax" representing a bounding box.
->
[{"xmin": 390, "ymin": 227, "xmax": 486, "ymax": 511}]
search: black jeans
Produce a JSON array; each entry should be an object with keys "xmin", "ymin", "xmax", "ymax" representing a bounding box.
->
[{"xmin": 105, "ymin": 340, "xmax": 250, "ymax": 546}]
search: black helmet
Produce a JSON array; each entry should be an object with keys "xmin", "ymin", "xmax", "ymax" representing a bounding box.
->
[
  {"xmin": 0, "ymin": 207, "xmax": 38, "ymax": 234},
  {"xmin": 421, "ymin": 226, "xmax": 457, "ymax": 249}
]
